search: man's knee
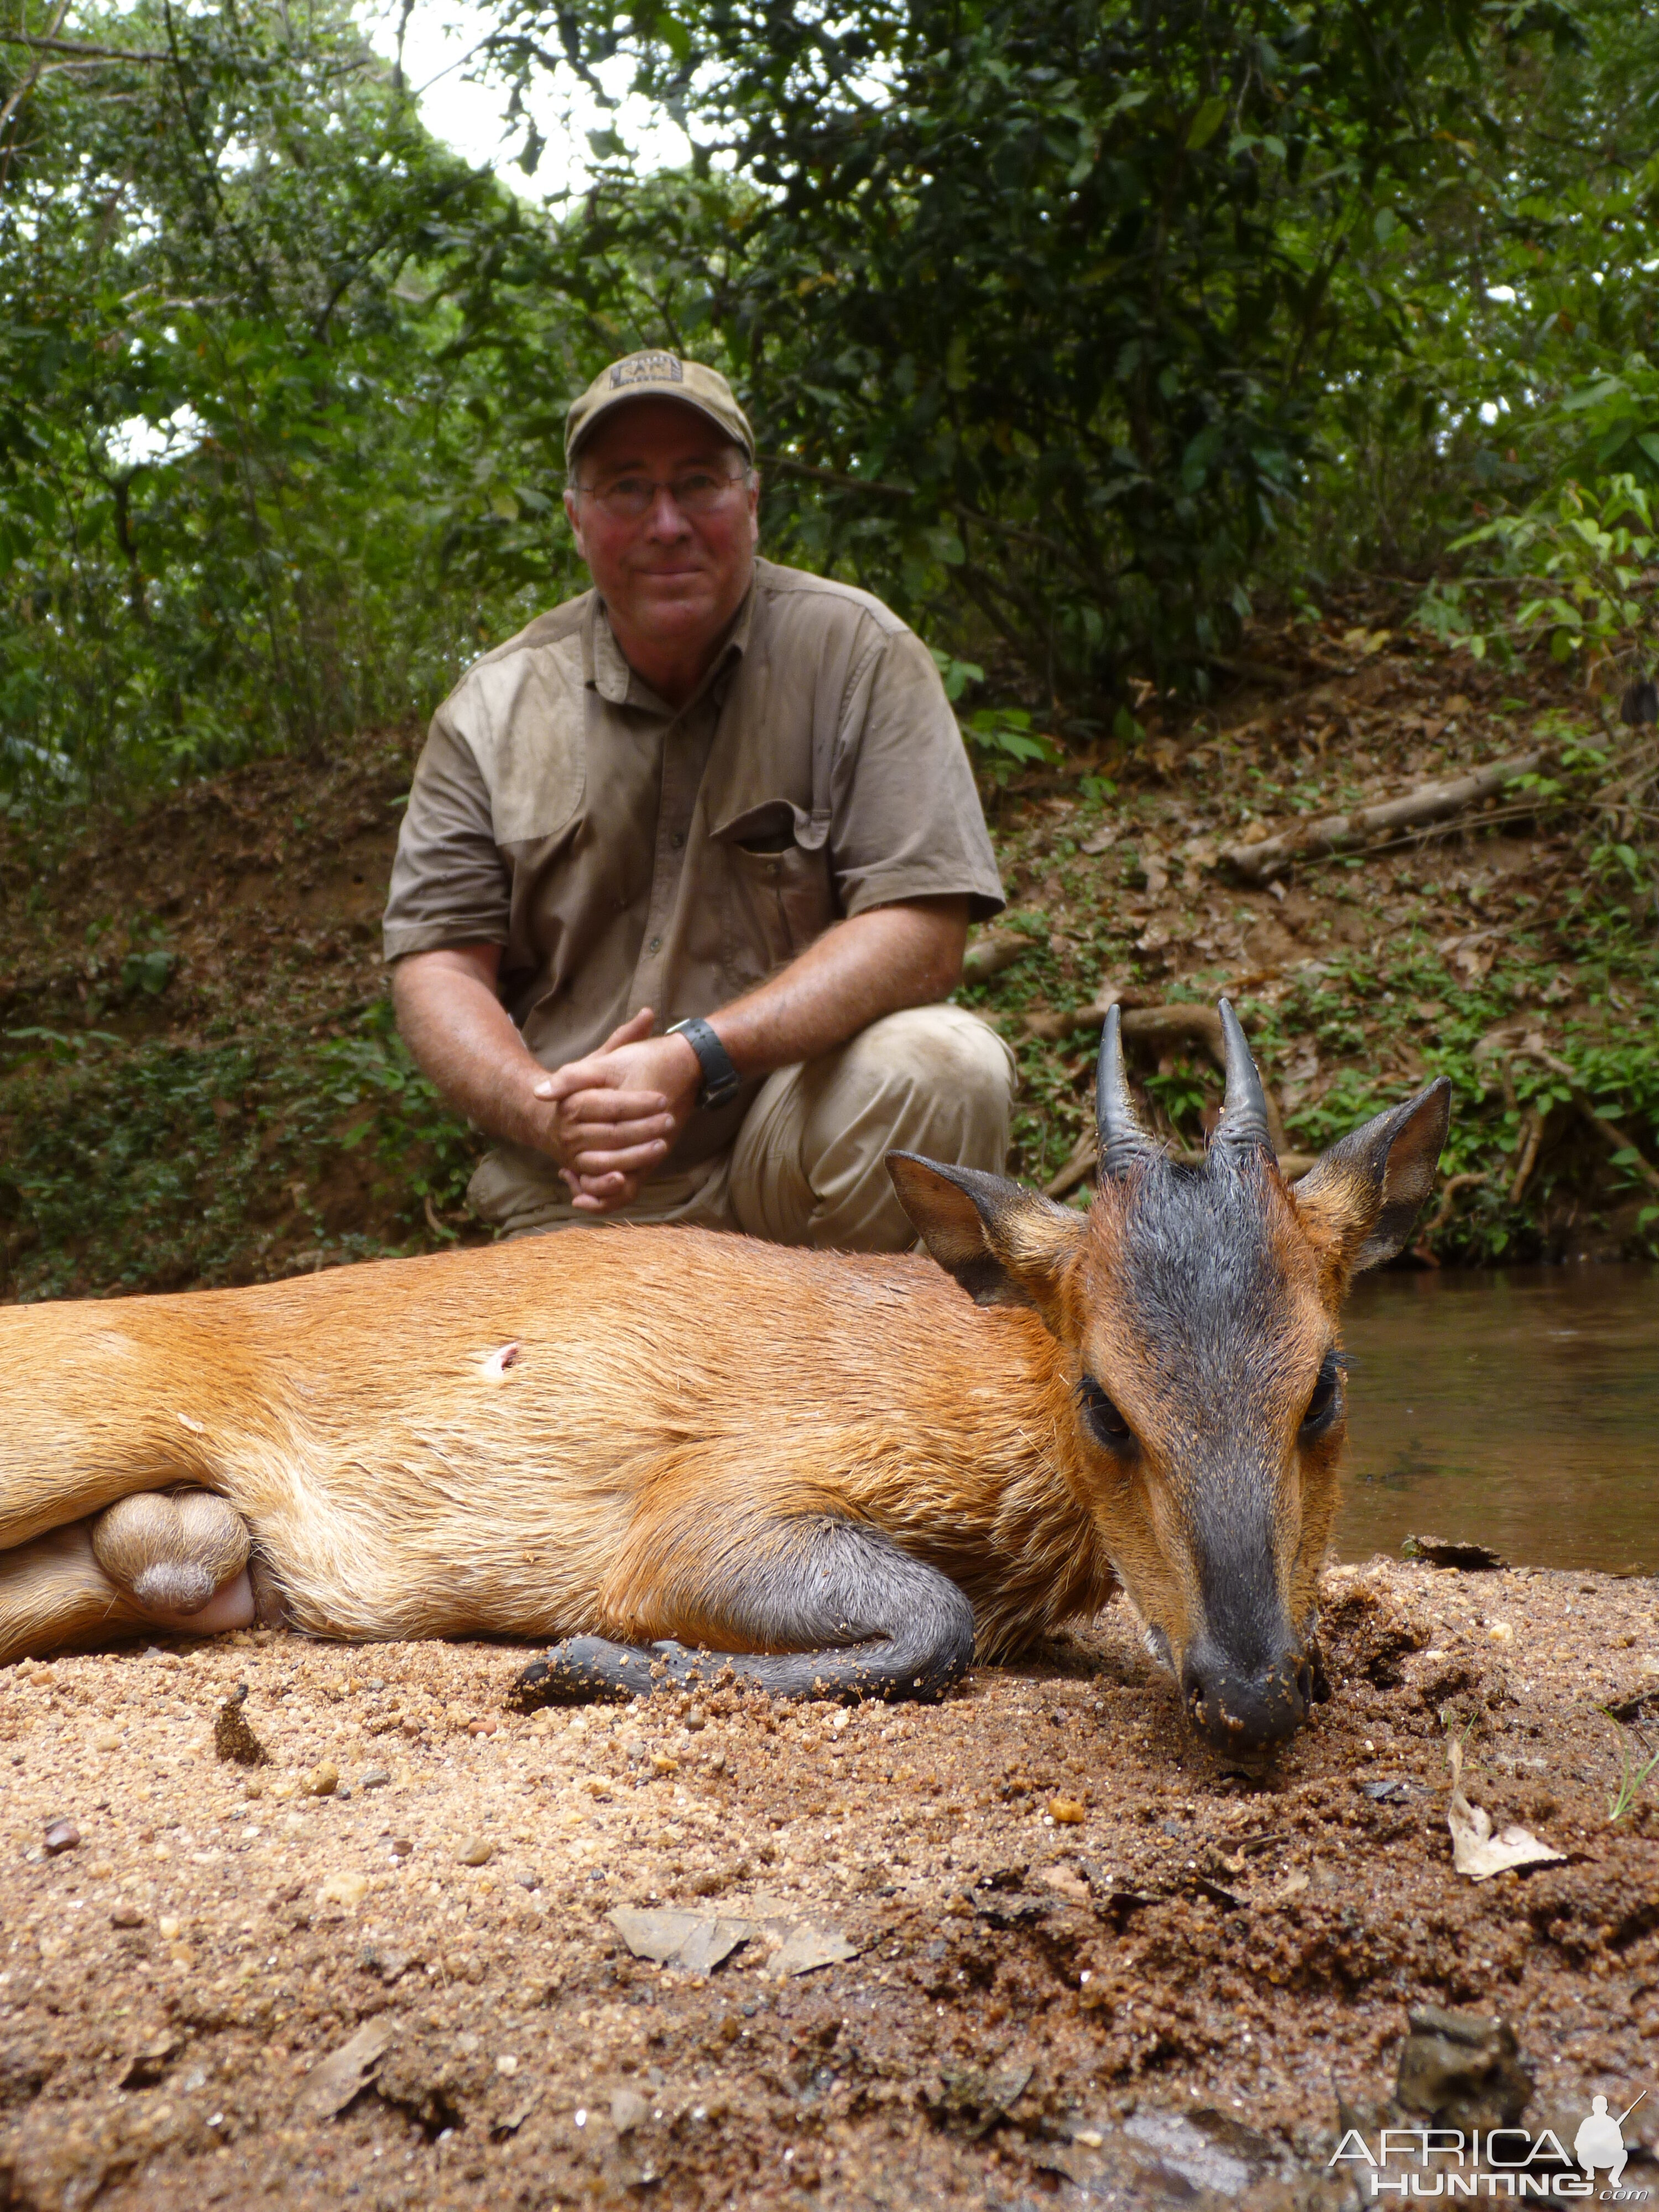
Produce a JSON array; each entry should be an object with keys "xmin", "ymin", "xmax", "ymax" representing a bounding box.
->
[
  {"xmin": 834, "ymin": 1003, "xmax": 1016, "ymax": 1112},
  {"xmin": 728, "ymin": 1004, "xmax": 1016, "ymax": 1249},
  {"xmin": 811, "ymin": 1003, "xmax": 1015, "ymax": 1186}
]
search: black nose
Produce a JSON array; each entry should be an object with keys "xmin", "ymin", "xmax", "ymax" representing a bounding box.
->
[{"xmin": 1181, "ymin": 1645, "xmax": 1312, "ymax": 1753}]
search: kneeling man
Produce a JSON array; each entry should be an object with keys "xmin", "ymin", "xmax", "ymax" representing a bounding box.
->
[{"xmin": 385, "ymin": 351, "xmax": 1013, "ymax": 1247}]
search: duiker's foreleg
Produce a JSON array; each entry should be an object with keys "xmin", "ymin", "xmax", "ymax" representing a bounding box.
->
[
  {"xmin": 514, "ymin": 1514, "xmax": 975, "ymax": 1707},
  {"xmin": 0, "ymin": 1499, "xmax": 257, "ymax": 1666}
]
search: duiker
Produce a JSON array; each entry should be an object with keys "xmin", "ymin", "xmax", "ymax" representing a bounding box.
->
[{"xmin": 0, "ymin": 1004, "xmax": 1447, "ymax": 1755}]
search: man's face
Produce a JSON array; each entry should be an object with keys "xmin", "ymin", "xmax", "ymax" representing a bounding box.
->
[{"xmin": 564, "ymin": 398, "xmax": 759, "ymax": 660}]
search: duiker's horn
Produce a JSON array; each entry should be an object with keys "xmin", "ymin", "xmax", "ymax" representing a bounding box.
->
[
  {"xmin": 1096, "ymin": 1004, "xmax": 1156, "ymax": 1176},
  {"xmin": 1211, "ymin": 998, "xmax": 1275, "ymax": 1159}
]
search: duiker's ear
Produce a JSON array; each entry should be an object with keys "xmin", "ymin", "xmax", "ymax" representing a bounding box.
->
[
  {"xmin": 1292, "ymin": 1078, "xmax": 1452, "ymax": 1274},
  {"xmin": 886, "ymin": 1152, "xmax": 1083, "ymax": 1322}
]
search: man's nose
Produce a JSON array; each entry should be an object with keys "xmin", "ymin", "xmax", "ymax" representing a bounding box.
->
[{"xmin": 643, "ymin": 485, "xmax": 692, "ymax": 536}]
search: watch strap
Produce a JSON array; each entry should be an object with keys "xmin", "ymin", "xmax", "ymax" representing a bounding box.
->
[{"xmin": 666, "ymin": 1017, "xmax": 742, "ymax": 1110}]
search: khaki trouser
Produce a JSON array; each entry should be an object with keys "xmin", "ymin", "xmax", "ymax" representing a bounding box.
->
[{"xmin": 466, "ymin": 1003, "xmax": 1018, "ymax": 1251}]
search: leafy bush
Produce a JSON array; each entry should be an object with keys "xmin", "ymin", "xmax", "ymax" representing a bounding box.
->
[
  {"xmin": 1417, "ymin": 474, "xmax": 1659, "ymax": 686},
  {"xmin": 0, "ymin": 1000, "xmax": 479, "ymax": 1301}
]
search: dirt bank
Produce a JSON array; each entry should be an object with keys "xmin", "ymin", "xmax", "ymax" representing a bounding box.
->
[{"xmin": 2, "ymin": 1558, "xmax": 1655, "ymax": 2210}]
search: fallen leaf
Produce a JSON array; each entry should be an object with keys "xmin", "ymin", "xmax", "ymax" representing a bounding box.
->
[
  {"xmin": 1447, "ymin": 1741, "xmax": 1565, "ymax": 1883},
  {"xmin": 608, "ymin": 1905, "xmax": 858, "ymax": 1979},
  {"xmin": 292, "ymin": 2020, "xmax": 394, "ymax": 2121},
  {"xmin": 769, "ymin": 1922, "xmax": 860, "ymax": 1979},
  {"xmin": 608, "ymin": 1908, "xmax": 750, "ymax": 1973},
  {"xmin": 1405, "ymin": 1533, "xmax": 1508, "ymax": 1571}
]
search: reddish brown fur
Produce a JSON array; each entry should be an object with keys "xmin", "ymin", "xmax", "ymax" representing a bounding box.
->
[
  {"xmin": 0, "ymin": 1233, "xmax": 1112, "ymax": 1665},
  {"xmin": 0, "ymin": 1073, "xmax": 1444, "ymax": 1702}
]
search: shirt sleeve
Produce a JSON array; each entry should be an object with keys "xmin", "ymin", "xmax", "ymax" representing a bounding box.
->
[
  {"xmin": 830, "ymin": 623, "xmax": 1005, "ymax": 922},
  {"xmin": 382, "ymin": 708, "xmax": 512, "ymax": 961}
]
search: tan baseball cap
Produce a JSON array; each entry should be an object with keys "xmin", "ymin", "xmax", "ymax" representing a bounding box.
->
[{"xmin": 564, "ymin": 352, "xmax": 754, "ymax": 468}]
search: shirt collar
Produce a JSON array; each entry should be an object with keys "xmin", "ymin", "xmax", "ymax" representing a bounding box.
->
[{"xmin": 584, "ymin": 573, "xmax": 758, "ymax": 716}]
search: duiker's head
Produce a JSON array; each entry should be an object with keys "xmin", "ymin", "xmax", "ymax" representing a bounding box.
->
[{"xmin": 890, "ymin": 1003, "xmax": 1449, "ymax": 1756}]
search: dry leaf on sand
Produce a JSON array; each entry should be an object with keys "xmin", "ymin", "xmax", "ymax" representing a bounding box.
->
[
  {"xmin": 609, "ymin": 1904, "xmax": 860, "ymax": 1979},
  {"xmin": 1447, "ymin": 1740, "xmax": 1565, "ymax": 1883},
  {"xmin": 292, "ymin": 2020, "xmax": 395, "ymax": 2121},
  {"xmin": 609, "ymin": 1908, "xmax": 752, "ymax": 1973},
  {"xmin": 768, "ymin": 1923, "xmax": 859, "ymax": 1979}
]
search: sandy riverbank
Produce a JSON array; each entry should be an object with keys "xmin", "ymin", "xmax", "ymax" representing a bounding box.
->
[{"xmin": 1, "ymin": 1556, "xmax": 1655, "ymax": 2210}]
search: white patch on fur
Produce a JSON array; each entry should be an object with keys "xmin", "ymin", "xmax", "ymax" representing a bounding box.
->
[
  {"xmin": 481, "ymin": 1342, "xmax": 522, "ymax": 1382},
  {"xmin": 176, "ymin": 1413, "xmax": 205, "ymax": 1433}
]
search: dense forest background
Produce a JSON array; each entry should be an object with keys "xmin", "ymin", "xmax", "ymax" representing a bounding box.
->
[
  {"xmin": 6, "ymin": 0, "xmax": 1659, "ymax": 791},
  {"xmin": 1, "ymin": 0, "xmax": 1657, "ymax": 1294}
]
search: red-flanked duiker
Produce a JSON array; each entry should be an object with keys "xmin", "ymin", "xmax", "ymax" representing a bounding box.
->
[{"xmin": 0, "ymin": 1003, "xmax": 1448, "ymax": 1754}]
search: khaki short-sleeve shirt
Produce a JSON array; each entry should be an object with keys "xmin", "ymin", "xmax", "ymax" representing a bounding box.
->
[{"xmin": 383, "ymin": 557, "xmax": 1005, "ymax": 1166}]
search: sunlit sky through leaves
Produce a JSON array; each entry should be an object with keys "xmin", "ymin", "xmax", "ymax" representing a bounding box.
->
[{"xmin": 353, "ymin": 0, "xmax": 692, "ymax": 197}]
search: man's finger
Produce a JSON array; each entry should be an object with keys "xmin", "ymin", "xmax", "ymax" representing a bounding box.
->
[
  {"xmin": 560, "ymin": 1115, "xmax": 674, "ymax": 1151},
  {"xmin": 599, "ymin": 1008, "xmax": 656, "ymax": 1052},
  {"xmin": 540, "ymin": 1009, "xmax": 656, "ymax": 1095},
  {"xmin": 566, "ymin": 1139, "xmax": 669, "ymax": 1177},
  {"xmin": 565, "ymin": 1171, "xmax": 643, "ymax": 1213},
  {"xmin": 536, "ymin": 1063, "xmax": 669, "ymax": 1107},
  {"xmin": 552, "ymin": 1087, "xmax": 671, "ymax": 1124}
]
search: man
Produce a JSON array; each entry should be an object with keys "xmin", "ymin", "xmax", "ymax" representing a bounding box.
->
[{"xmin": 384, "ymin": 349, "xmax": 1014, "ymax": 1247}]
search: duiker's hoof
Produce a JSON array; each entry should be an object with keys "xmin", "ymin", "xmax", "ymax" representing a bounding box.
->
[
  {"xmin": 508, "ymin": 1635, "xmax": 711, "ymax": 1709},
  {"xmin": 91, "ymin": 1491, "xmax": 250, "ymax": 1617}
]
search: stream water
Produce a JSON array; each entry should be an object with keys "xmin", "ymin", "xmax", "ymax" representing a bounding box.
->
[{"xmin": 1334, "ymin": 1263, "xmax": 1658, "ymax": 1574}]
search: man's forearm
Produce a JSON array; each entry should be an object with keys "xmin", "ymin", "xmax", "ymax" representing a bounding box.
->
[
  {"xmin": 392, "ymin": 948, "xmax": 555, "ymax": 1152},
  {"xmin": 705, "ymin": 898, "xmax": 968, "ymax": 1078},
  {"xmin": 392, "ymin": 898, "xmax": 966, "ymax": 1177}
]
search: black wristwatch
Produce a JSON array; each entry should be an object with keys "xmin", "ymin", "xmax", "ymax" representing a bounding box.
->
[{"xmin": 666, "ymin": 1016, "xmax": 743, "ymax": 1111}]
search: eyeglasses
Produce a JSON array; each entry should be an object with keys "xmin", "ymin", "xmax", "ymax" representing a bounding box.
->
[{"xmin": 575, "ymin": 469, "xmax": 750, "ymax": 521}]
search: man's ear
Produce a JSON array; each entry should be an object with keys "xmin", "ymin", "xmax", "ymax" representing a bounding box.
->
[
  {"xmin": 1292, "ymin": 1078, "xmax": 1452, "ymax": 1277},
  {"xmin": 886, "ymin": 1152, "xmax": 1083, "ymax": 1326}
]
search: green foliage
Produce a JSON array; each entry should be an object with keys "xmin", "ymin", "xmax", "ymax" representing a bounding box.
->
[
  {"xmin": 1417, "ymin": 474, "xmax": 1659, "ymax": 680},
  {"xmin": 928, "ymin": 645, "xmax": 1062, "ymax": 775},
  {"xmin": 0, "ymin": 999, "xmax": 479, "ymax": 1300},
  {"xmin": 1600, "ymin": 1710, "xmax": 1659, "ymax": 1824},
  {"xmin": 0, "ymin": 0, "xmax": 594, "ymax": 804},
  {"xmin": 491, "ymin": 0, "xmax": 1550, "ymax": 698},
  {"xmin": 1267, "ymin": 0, "xmax": 1659, "ymax": 587}
]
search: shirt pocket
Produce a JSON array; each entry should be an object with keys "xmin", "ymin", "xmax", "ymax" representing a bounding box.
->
[{"xmin": 715, "ymin": 803, "xmax": 838, "ymax": 982}]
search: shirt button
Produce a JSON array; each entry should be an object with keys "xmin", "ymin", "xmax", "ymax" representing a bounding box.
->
[
  {"xmin": 648, "ymin": 936, "xmax": 661, "ymax": 954},
  {"xmin": 671, "ymin": 831, "xmax": 686, "ymax": 849}
]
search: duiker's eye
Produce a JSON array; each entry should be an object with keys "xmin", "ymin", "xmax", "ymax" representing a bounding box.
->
[
  {"xmin": 1300, "ymin": 1352, "xmax": 1344, "ymax": 1436},
  {"xmin": 1077, "ymin": 1375, "xmax": 1136, "ymax": 1454}
]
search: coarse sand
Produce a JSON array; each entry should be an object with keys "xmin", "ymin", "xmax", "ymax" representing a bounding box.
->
[{"xmin": 2, "ymin": 1558, "xmax": 1656, "ymax": 2210}]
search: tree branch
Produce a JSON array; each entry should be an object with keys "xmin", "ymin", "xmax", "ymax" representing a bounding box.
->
[
  {"xmin": 0, "ymin": 32, "xmax": 167, "ymax": 62},
  {"xmin": 1219, "ymin": 749, "xmax": 1552, "ymax": 884}
]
